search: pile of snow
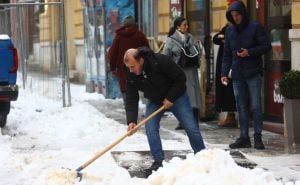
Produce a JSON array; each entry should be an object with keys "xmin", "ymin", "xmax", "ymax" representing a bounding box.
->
[
  {"xmin": 0, "ymin": 83, "xmax": 299, "ymax": 185},
  {"xmin": 144, "ymin": 148, "xmax": 297, "ymax": 185},
  {"xmin": 44, "ymin": 167, "xmax": 134, "ymax": 185}
]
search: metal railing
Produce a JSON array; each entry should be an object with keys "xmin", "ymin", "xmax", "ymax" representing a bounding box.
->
[{"xmin": 0, "ymin": 1, "xmax": 71, "ymax": 107}]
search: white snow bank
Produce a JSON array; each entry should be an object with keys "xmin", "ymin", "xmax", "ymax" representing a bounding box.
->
[
  {"xmin": 144, "ymin": 148, "xmax": 289, "ymax": 185},
  {"xmin": 31, "ymin": 148, "xmax": 295, "ymax": 185}
]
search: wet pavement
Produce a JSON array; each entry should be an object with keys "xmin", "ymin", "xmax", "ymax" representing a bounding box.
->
[{"xmin": 88, "ymin": 100, "xmax": 300, "ymax": 181}]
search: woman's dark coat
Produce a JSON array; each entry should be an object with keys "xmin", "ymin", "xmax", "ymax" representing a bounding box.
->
[{"xmin": 213, "ymin": 24, "xmax": 236, "ymax": 112}]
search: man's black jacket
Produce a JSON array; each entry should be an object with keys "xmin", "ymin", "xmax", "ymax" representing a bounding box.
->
[{"xmin": 125, "ymin": 49, "xmax": 186, "ymax": 124}]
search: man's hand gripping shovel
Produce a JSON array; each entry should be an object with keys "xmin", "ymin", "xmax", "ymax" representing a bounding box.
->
[{"xmin": 66, "ymin": 106, "xmax": 165, "ymax": 181}]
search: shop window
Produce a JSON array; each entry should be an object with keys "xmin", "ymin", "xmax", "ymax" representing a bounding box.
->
[
  {"xmin": 268, "ymin": 0, "xmax": 291, "ymax": 17},
  {"xmin": 137, "ymin": 0, "xmax": 157, "ymax": 37},
  {"xmin": 270, "ymin": 29, "xmax": 291, "ymax": 61},
  {"xmin": 186, "ymin": 0, "xmax": 205, "ymax": 41}
]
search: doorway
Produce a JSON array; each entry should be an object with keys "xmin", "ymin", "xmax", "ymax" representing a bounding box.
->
[{"xmin": 263, "ymin": 0, "xmax": 291, "ymax": 123}]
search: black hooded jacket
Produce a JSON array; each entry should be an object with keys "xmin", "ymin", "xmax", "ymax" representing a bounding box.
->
[
  {"xmin": 221, "ymin": 1, "xmax": 272, "ymax": 80},
  {"xmin": 125, "ymin": 47, "xmax": 186, "ymax": 124}
]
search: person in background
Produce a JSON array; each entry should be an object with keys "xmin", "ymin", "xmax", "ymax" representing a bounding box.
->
[
  {"xmin": 163, "ymin": 17, "xmax": 201, "ymax": 130},
  {"xmin": 213, "ymin": 23, "xmax": 237, "ymax": 127},
  {"xmin": 108, "ymin": 15, "xmax": 149, "ymax": 103},
  {"xmin": 221, "ymin": 1, "xmax": 271, "ymax": 150},
  {"xmin": 124, "ymin": 47, "xmax": 205, "ymax": 177}
]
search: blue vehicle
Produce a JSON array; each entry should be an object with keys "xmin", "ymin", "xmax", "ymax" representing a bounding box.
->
[{"xmin": 0, "ymin": 34, "xmax": 19, "ymax": 128}]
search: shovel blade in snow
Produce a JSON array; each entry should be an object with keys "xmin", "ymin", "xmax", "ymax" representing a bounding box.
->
[
  {"xmin": 111, "ymin": 150, "xmax": 191, "ymax": 178},
  {"xmin": 111, "ymin": 150, "xmax": 257, "ymax": 178}
]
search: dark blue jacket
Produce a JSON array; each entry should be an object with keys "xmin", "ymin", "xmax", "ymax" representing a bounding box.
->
[{"xmin": 221, "ymin": 1, "xmax": 271, "ymax": 80}]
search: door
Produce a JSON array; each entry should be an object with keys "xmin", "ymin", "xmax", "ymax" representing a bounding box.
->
[{"xmin": 264, "ymin": 0, "xmax": 291, "ymax": 123}]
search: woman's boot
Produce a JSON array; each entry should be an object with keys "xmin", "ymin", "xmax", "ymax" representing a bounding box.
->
[{"xmin": 218, "ymin": 112, "xmax": 237, "ymax": 127}]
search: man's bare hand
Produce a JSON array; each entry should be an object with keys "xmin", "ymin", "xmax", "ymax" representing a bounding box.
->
[
  {"xmin": 127, "ymin": 123, "xmax": 137, "ymax": 136},
  {"xmin": 221, "ymin": 76, "xmax": 229, "ymax": 86},
  {"xmin": 163, "ymin": 98, "xmax": 173, "ymax": 110},
  {"xmin": 237, "ymin": 48, "xmax": 249, "ymax": 58}
]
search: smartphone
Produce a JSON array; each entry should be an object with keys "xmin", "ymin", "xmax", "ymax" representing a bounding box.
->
[{"xmin": 238, "ymin": 49, "xmax": 243, "ymax": 53}]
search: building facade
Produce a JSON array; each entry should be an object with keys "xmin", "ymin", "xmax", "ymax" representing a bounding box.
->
[{"xmin": 77, "ymin": 0, "xmax": 299, "ymax": 134}]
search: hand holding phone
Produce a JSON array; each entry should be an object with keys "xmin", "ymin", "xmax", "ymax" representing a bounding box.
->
[
  {"xmin": 221, "ymin": 77, "xmax": 229, "ymax": 86},
  {"xmin": 218, "ymin": 34, "xmax": 224, "ymax": 39},
  {"xmin": 238, "ymin": 49, "xmax": 244, "ymax": 53},
  {"xmin": 237, "ymin": 48, "xmax": 249, "ymax": 58}
]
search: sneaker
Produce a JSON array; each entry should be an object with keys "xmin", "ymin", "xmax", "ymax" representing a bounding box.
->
[
  {"xmin": 229, "ymin": 137, "xmax": 251, "ymax": 149},
  {"xmin": 143, "ymin": 160, "xmax": 163, "ymax": 177},
  {"xmin": 254, "ymin": 133, "xmax": 265, "ymax": 150}
]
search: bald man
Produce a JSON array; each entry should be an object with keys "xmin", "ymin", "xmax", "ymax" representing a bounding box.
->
[{"xmin": 123, "ymin": 47, "xmax": 205, "ymax": 177}]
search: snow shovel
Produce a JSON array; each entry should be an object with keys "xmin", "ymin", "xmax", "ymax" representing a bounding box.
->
[{"xmin": 74, "ymin": 105, "xmax": 165, "ymax": 180}]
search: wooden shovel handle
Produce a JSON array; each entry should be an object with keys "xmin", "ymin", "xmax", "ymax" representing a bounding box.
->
[{"xmin": 76, "ymin": 105, "xmax": 165, "ymax": 172}]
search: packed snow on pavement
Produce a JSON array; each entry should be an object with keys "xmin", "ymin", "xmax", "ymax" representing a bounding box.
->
[{"xmin": 0, "ymin": 84, "xmax": 299, "ymax": 185}]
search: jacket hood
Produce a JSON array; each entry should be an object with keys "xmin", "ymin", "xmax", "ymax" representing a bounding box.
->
[
  {"xmin": 116, "ymin": 25, "xmax": 138, "ymax": 37},
  {"xmin": 226, "ymin": 1, "xmax": 249, "ymax": 31}
]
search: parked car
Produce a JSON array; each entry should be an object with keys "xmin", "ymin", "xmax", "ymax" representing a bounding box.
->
[{"xmin": 0, "ymin": 34, "xmax": 19, "ymax": 128}]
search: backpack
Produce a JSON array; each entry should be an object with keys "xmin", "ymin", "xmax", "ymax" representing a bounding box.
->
[{"xmin": 169, "ymin": 36, "xmax": 199, "ymax": 68}]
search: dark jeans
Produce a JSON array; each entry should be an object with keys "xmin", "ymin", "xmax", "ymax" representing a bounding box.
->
[
  {"xmin": 145, "ymin": 92, "xmax": 205, "ymax": 161},
  {"xmin": 233, "ymin": 74, "xmax": 263, "ymax": 138}
]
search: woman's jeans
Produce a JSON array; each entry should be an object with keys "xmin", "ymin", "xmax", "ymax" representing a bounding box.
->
[
  {"xmin": 145, "ymin": 92, "xmax": 205, "ymax": 161},
  {"xmin": 232, "ymin": 74, "xmax": 263, "ymax": 138}
]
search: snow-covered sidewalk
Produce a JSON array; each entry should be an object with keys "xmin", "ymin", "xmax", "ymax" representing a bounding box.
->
[{"xmin": 0, "ymin": 84, "xmax": 299, "ymax": 185}]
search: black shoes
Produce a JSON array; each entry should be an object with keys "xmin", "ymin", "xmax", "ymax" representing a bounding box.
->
[
  {"xmin": 254, "ymin": 133, "xmax": 265, "ymax": 150},
  {"xmin": 229, "ymin": 134, "xmax": 265, "ymax": 150},
  {"xmin": 229, "ymin": 137, "xmax": 251, "ymax": 149},
  {"xmin": 143, "ymin": 160, "xmax": 163, "ymax": 177}
]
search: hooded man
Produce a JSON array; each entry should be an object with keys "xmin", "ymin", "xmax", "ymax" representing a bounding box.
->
[{"xmin": 221, "ymin": 1, "xmax": 271, "ymax": 150}]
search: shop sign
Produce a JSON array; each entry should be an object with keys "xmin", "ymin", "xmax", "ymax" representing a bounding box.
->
[
  {"xmin": 272, "ymin": 0, "xmax": 291, "ymax": 6},
  {"xmin": 273, "ymin": 80, "xmax": 284, "ymax": 104},
  {"xmin": 171, "ymin": 0, "xmax": 180, "ymax": 4},
  {"xmin": 266, "ymin": 70, "xmax": 284, "ymax": 118}
]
